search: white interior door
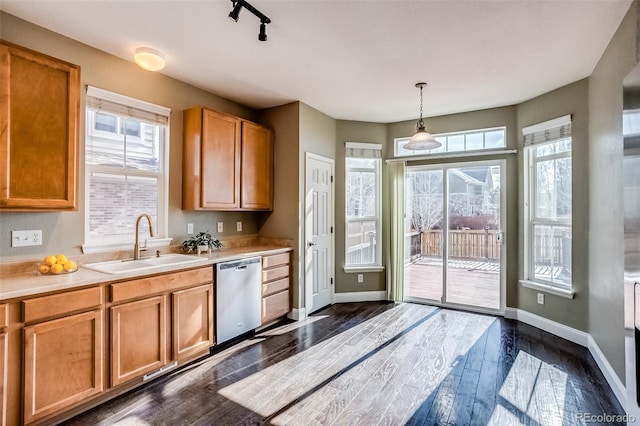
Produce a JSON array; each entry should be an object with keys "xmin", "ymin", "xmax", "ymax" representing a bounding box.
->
[{"xmin": 305, "ymin": 153, "xmax": 334, "ymax": 314}]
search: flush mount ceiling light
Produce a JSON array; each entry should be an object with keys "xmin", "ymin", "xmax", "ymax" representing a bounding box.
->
[
  {"xmin": 404, "ymin": 82, "xmax": 442, "ymax": 151},
  {"xmin": 133, "ymin": 47, "xmax": 165, "ymax": 72},
  {"xmin": 228, "ymin": 0, "xmax": 271, "ymax": 42}
]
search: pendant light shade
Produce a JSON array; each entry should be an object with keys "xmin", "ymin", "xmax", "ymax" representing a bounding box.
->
[{"xmin": 404, "ymin": 82, "xmax": 441, "ymax": 151}]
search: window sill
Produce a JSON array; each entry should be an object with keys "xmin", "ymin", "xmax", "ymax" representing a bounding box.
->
[
  {"xmin": 520, "ymin": 279, "xmax": 575, "ymax": 299},
  {"xmin": 82, "ymin": 237, "xmax": 172, "ymax": 254},
  {"xmin": 344, "ymin": 266, "xmax": 385, "ymax": 274}
]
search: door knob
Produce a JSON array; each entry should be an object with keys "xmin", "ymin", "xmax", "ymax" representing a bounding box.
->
[{"xmin": 308, "ymin": 242, "xmax": 316, "ymax": 247}]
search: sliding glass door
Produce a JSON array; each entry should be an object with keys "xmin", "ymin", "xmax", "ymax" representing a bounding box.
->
[{"xmin": 404, "ymin": 160, "xmax": 505, "ymax": 312}]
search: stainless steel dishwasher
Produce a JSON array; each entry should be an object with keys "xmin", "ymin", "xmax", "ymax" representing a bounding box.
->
[{"xmin": 216, "ymin": 256, "xmax": 262, "ymax": 344}]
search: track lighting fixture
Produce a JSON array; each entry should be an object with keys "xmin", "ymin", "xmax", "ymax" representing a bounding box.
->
[
  {"xmin": 228, "ymin": 0, "xmax": 272, "ymax": 42},
  {"xmin": 228, "ymin": 1, "xmax": 243, "ymax": 22},
  {"xmin": 404, "ymin": 82, "xmax": 442, "ymax": 151}
]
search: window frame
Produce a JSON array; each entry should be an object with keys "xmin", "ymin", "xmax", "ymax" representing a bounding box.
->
[
  {"xmin": 82, "ymin": 86, "xmax": 171, "ymax": 253},
  {"xmin": 344, "ymin": 142, "xmax": 383, "ymax": 272},
  {"xmin": 394, "ymin": 126, "xmax": 507, "ymax": 158},
  {"xmin": 521, "ymin": 116, "xmax": 573, "ymax": 297}
]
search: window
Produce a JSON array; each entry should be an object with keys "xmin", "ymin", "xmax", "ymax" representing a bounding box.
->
[
  {"xmin": 522, "ymin": 115, "xmax": 572, "ymax": 295},
  {"xmin": 345, "ymin": 142, "xmax": 382, "ymax": 270},
  {"xmin": 394, "ymin": 126, "xmax": 506, "ymax": 157},
  {"xmin": 84, "ymin": 86, "xmax": 170, "ymax": 252}
]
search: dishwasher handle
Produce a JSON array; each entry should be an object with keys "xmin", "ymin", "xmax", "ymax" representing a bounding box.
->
[{"xmin": 236, "ymin": 265, "xmax": 247, "ymax": 271}]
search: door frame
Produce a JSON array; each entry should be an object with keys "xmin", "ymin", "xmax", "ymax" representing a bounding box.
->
[
  {"xmin": 403, "ymin": 159, "xmax": 507, "ymax": 315},
  {"xmin": 304, "ymin": 152, "xmax": 335, "ymax": 313}
]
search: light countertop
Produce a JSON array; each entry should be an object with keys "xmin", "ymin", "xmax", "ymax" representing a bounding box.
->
[{"xmin": 0, "ymin": 245, "xmax": 292, "ymax": 301}]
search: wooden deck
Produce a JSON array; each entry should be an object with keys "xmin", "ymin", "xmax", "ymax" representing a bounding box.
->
[{"xmin": 405, "ymin": 257, "xmax": 500, "ymax": 310}]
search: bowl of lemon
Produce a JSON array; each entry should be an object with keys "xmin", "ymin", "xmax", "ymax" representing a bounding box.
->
[{"xmin": 37, "ymin": 254, "xmax": 78, "ymax": 275}]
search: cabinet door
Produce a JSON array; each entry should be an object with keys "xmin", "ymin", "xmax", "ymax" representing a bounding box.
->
[
  {"xmin": 0, "ymin": 42, "xmax": 79, "ymax": 210},
  {"xmin": 23, "ymin": 310, "xmax": 103, "ymax": 423},
  {"xmin": 111, "ymin": 296, "xmax": 167, "ymax": 386},
  {"xmin": 262, "ymin": 290, "xmax": 290, "ymax": 324},
  {"xmin": 172, "ymin": 284, "xmax": 214, "ymax": 360},
  {"xmin": 241, "ymin": 121, "xmax": 274, "ymax": 210},
  {"xmin": 201, "ymin": 109, "xmax": 241, "ymax": 209}
]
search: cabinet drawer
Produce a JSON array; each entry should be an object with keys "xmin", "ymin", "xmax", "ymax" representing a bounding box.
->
[
  {"xmin": 262, "ymin": 265, "xmax": 289, "ymax": 283},
  {"xmin": 262, "ymin": 290, "xmax": 290, "ymax": 324},
  {"xmin": 262, "ymin": 252, "xmax": 289, "ymax": 269},
  {"xmin": 23, "ymin": 286, "xmax": 103, "ymax": 323},
  {"xmin": 0, "ymin": 304, "xmax": 6, "ymax": 328},
  {"xmin": 111, "ymin": 267, "xmax": 212, "ymax": 303},
  {"xmin": 262, "ymin": 277, "xmax": 289, "ymax": 298}
]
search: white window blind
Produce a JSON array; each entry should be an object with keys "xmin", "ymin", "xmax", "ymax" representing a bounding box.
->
[{"xmin": 86, "ymin": 86, "xmax": 170, "ymax": 126}]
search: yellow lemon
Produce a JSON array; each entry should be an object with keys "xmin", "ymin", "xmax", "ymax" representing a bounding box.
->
[
  {"xmin": 55, "ymin": 254, "xmax": 68, "ymax": 264},
  {"xmin": 63, "ymin": 260, "xmax": 77, "ymax": 272},
  {"xmin": 44, "ymin": 255, "xmax": 57, "ymax": 266},
  {"xmin": 50, "ymin": 263, "xmax": 64, "ymax": 274},
  {"xmin": 38, "ymin": 263, "xmax": 51, "ymax": 274}
]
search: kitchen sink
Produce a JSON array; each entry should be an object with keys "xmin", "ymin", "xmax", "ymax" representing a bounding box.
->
[{"xmin": 82, "ymin": 254, "xmax": 209, "ymax": 275}]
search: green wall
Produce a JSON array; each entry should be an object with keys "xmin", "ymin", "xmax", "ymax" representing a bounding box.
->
[
  {"xmin": 515, "ymin": 79, "xmax": 590, "ymax": 332},
  {"xmin": 588, "ymin": 0, "xmax": 638, "ymax": 380},
  {"xmin": 335, "ymin": 120, "xmax": 388, "ymax": 293}
]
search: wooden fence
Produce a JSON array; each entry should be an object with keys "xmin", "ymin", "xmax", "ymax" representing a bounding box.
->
[
  {"xmin": 420, "ymin": 229, "xmax": 567, "ymax": 265},
  {"xmin": 421, "ymin": 230, "xmax": 500, "ymax": 260}
]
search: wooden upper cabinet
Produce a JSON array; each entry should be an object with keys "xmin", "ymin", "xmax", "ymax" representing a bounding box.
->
[
  {"xmin": 0, "ymin": 41, "xmax": 80, "ymax": 210},
  {"xmin": 182, "ymin": 106, "xmax": 273, "ymax": 211},
  {"xmin": 241, "ymin": 121, "xmax": 274, "ymax": 210}
]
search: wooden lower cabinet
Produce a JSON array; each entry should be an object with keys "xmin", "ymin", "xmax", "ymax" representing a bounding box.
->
[
  {"xmin": 261, "ymin": 253, "xmax": 292, "ymax": 324},
  {"xmin": 110, "ymin": 295, "xmax": 167, "ymax": 387},
  {"xmin": 172, "ymin": 284, "xmax": 214, "ymax": 360},
  {"xmin": 23, "ymin": 309, "xmax": 103, "ymax": 424}
]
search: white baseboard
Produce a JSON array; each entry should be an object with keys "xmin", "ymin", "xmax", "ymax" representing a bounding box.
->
[
  {"xmin": 588, "ymin": 335, "xmax": 627, "ymax": 408},
  {"xmin": 288, "ymin": 307, "xmax": 306, "ymax": 321},
  {"xmin": 333, "ymin": 291, "xmax": 387, "ymax": 304},
  {"xmin": 504, "ymin": 307, "xmax": 589, "ymax": 346},
  {"xmin": 504, "ymin": 308, "xmax": 625, "ymax": 409}
]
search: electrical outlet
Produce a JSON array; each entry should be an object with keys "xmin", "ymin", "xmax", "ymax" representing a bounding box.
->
[
  {"xmin": 237, "ymin": 221, "xmax": 242, "ymax": 232},
  {"xmin": 357, "ymin": 274, "xmax": 363, "ymax": 283},
  {"xmin": 217, "ymin": 222, "xmax": 224, "ymax": 233},
  {"xmin": 537, "ymin": 293, "xmax": 545, "ymax": 305},
  {"xmin": 12, "ymin": 230, "xmax": 42, "ymax": 247},
  {"xmin": 187, "ymin": 223, "xmax": 194, "ymax": 234}
]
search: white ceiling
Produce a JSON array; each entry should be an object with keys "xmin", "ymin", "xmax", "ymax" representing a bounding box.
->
[{"xmin": 0, "ymin": 0, "xmax": 633, "ymax": 123}]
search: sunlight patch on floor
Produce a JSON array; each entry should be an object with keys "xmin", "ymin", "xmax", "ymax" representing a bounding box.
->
[
  {"xmin": 218, "ymin": 305, "xmax": 494, "ymax": 423},
  {"xmin": 493, "ymin": 350, "xmax": 567, "ymax": 426}
]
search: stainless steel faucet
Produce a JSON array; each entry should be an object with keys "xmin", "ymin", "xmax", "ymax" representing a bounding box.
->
[{"xmin": 134, "ymin": 214, "xmax": 155, "ymax": 260}]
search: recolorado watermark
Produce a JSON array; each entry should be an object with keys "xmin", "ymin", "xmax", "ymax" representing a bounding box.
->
[{"xmin": 576, "ymin": 413, "xmax": 636, "ymax": 423}]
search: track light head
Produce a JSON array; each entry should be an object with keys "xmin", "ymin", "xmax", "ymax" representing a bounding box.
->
[
  {"xmin": 228, "ymin": 1, "xmax": 243, "ymax": 22},
  {"xmin": 258, "ymin": 22, "xmax": 267, "ymax": 42}
]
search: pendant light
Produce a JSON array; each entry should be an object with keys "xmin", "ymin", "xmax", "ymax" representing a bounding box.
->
[{"xmin": 404, "ymin": 82, "xmax": 441, "ymax": 151}]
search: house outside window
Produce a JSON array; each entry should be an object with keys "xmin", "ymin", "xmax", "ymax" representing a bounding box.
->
[
  {"xmin": 395, "ymin": 127, "xmax": 506, "ymax": 157},
  {"xmin": 522, "ymin": 115, "xmax": 572, "ymax": 295},
  {"xmin": 345, "ymin": 142, "xmax": 382, "ymax": 270},
  {"xmin": 84, "ymin": 86, "xmax": 170, "ymax": 252}
]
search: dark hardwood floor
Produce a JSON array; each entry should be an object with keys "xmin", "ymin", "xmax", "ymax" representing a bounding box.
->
[{"xmin": 64, "ymin": 302, "xmax": 624, "ymax": 425}]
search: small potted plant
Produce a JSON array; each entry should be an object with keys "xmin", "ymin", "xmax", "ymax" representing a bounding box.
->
[{"xmin": 182, "ymin": 231, "xmax": 222, "ymax": 254}]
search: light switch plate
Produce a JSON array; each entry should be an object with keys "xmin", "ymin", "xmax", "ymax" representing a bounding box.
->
[
  {"xmin": 187, "ymin": 223, "xmax": 194, "ymax": 234},
  {"xmin": 357, "ymin": 274, "xmax": 363, "ymax": 283},
  {"xmin": 537, "ymin": 293, "xmax": 544, "ymax": 305},
  {"xmin": 12, "ymin": 230, "xmax": 42, "ymax": 247},
  {"xmin": 217, "ymin": 222, "xmax": 224, "ymax": 233},
  {"xmin": 237, "ymin": 221, "xmax": 242, "ymax": 232}
]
